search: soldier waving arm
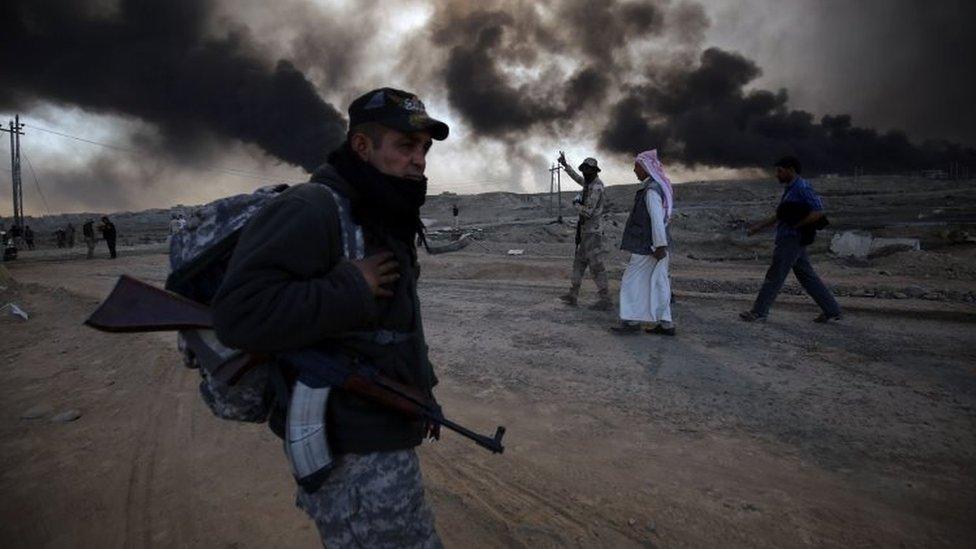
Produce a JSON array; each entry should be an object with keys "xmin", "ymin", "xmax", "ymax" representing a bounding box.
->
[{"xmin": 558, "ymin": 151, "xmax": 586, "ymax": 186}]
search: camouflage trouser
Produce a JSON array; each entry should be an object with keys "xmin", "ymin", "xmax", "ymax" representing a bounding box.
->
[
  {"xmin": 570, "ymin": 232, "xmax": 609, "ymax": 297},
  {"xmin": 296, "ymin": 449, "xmax": 442, "ymax": 549}
]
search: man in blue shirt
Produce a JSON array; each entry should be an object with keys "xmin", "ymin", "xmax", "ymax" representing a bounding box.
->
[{"xmin": 740, "ymin": 156, "xmax": 842, "ymax": 323}]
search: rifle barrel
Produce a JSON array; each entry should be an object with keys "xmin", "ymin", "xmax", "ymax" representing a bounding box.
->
[{"xmin": 430, "ymin": 414, "xmax": 505, "ymax": 454}]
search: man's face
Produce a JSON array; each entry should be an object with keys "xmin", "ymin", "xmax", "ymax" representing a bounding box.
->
[
  {"xmin": 775, "ymin": 166, "xmax": 795, "ymax": 184},
  {"xmin": 581, "ymin": 166, "xmax": 598, "ymax": 182},
  {"xmin": 634, "ymin": 161, "xmax": 649, "ymax": 181},
  {"xmin": 354, "ymin": 127, "xmax": 432, "ymax": 180}
]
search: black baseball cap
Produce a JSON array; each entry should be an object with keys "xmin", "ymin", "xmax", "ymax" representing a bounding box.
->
[{"xmin": 348, "ymin": 88, "xmax": 449, "ymax": 141}]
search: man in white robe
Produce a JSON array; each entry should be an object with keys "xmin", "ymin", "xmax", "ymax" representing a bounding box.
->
[{"xmin": 611, "ymin": 150, "xmax": 675, "ymax": 336}]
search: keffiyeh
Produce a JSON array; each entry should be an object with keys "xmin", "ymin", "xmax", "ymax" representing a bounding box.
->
[{"xmin": 637, "ymin": 149, "xmax": 674, "ymax": 222}]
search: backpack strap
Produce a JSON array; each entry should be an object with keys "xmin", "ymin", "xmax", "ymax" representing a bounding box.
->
[
  {"xmin": 320, "ymin": 185, "xmax": 413, "ymax": 346},
  {"xmin": 321, "ymin": 186, "xmax": 365, "ymax": 260}
]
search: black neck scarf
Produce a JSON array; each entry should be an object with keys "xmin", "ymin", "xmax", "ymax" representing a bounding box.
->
[{"xmin": 327, "ymin": 143, "xmax": 427, "ymax": 245}]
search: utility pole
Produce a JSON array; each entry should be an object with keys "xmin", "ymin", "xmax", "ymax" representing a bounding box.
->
[
  {"xmin": 557, "ymin": 163, "xmax": 562, "ymax": 224},
  {"xmin": 548, "ymin": 163, "xmax": 555, "ymax": 215},
  {"xmin": 549, "ymin": 163, "xmax": 563, "ymax": 223},
  {"xmin": 1, "ymin": 115, "xmax": 26, "ymax": 234}
]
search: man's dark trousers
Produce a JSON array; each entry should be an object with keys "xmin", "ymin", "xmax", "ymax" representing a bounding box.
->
[{"xmin": 752, "ymin": 234, "xmax": 840, "ymax": 317}]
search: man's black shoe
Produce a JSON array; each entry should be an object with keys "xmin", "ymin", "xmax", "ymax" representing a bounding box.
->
[
  {"xmin": 645, "ymin": 324, "xmax": 676, "ymax": 336},
  {"xmin": 813, "ymin": 312, "xmax": 842, "ymax": 324},
  {"xmin": 609, "ymin": 322, "xmax": 642, "ymax": 335}
]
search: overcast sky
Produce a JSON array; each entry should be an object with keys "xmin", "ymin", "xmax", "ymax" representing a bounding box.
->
[{"xmin": 1, "ymin": 0, "xmax": 972, "ymax": 216}]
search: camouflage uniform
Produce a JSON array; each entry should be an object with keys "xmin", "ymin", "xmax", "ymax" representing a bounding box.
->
[
  {"xmin": 296, "ymin": 449, "xmax": 442, "ymax": 549},
  {"xmin": 562, "ymin": 162, "xmax": 609, "ymax": 300}
]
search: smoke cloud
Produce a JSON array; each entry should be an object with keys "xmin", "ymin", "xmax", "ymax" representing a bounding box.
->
[
  {"xmin": 0, "ymin": 0, "xmax": 346, "ymax": 173},
  {"xmin": 422, "ymin": 0, "xmax": 975, "ymax": 174},
  {"xmin": 2, "ymin": 0, "xmax": 975, "ymax": 215}
]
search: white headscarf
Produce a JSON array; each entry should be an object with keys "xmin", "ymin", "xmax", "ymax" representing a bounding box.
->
[{"xmin": 636, "ymin": 149, "xmax": 674, "ymax": 222}]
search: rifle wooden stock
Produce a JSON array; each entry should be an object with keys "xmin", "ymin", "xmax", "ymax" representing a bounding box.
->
[
  {"xmin": 343, "ymin": 373, "xmax": 429, "ymax": 418},
  {"xmin": 85, "ymin": 275, "xmax": 212, "ymax": 332}
]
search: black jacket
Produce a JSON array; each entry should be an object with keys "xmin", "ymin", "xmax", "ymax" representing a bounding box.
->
[{"xmin": 212, "ymin": 165, "xmax": 436, "ymax": 454}]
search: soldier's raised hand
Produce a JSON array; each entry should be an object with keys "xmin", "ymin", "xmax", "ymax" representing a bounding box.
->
[
  {"xmin": 558, "ymin": 151, "xmax": 567, "ymax": 165},
  {"xmin": 352, "ymin": 251, "xmax": 399, "ymax": 298}
]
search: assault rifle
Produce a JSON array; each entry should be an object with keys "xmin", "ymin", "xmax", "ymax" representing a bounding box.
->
[{"xmin": 85, "ymin": 275, "xmax": 506, "ymax": 455}]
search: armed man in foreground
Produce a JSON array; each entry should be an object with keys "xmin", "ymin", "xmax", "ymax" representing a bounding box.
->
[
  {"xmin": 212, "ymin": 88, "xmax": 448, "ymax": 548},
  {"xmin": 557, "ymin": 151, "xmax": 611, "ymax": 310}
]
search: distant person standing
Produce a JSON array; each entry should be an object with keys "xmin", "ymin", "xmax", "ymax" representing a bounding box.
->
[
  {"xmin": 98, "ymin": 216, "xmax": 118, "ymax": 259},
  {"xmin": 82, "ymin": 219, "xmax": 96, "ymax": 259},
  {"xmin": 23, "ymin": 225, "xmax": 34, "ymax": 250},
  {"xmin": 557, "ymin": 151, "xmax": 611, "ymax": 311},
  {"xmin": 452, "ymin": 203, "xmax": 460, "ymax": 230},
  {"xmin": 55, "ymin": 227, "xmax": 66, "ymax": 248},
  {"xmin": 740, "ymin": 156, "xmax": 841, "ymax": 323},
  {"xmin": 10, "ymin": 224, "xmax": 24, "ymax": 250},
  {"xmin": 66, "ymin": 222, "xmax": 76, "ymax": 248}
]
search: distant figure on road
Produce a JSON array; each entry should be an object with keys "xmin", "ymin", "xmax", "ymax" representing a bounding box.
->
[
  {"xmin": 98, "ymin": 216, "xmax": 117, "ymax": 259},
  {"xmin": 23, "ymin": 225, "xmax": 34, "ymax": 250},
  {"xmin": 611, "ymin": 150, "xmax": 675, "ymax": 336},
  {"xmin": 557, "ymin": 151, "xmax": 611, "ymax": 311},
  {"xmin": 9, "ymin": 224, "xmax": 24, "ymax": 250},
  {"xmin": 452, "ymin": 203, "xmax": 460, "ymax": 230},
  {"xmin": 66, "ymin": 222, "xmax": 76, "ymax": 248},
  {"xmin": 169, "ymin": 213, "xmax": 182, "ymax": 235},
  {"xmin": 55, "ymin": 227, "xmax": 66, "ymax": 248},
  {"xmin": 740, "ymin": 156, "xmax": 842, "ymax": 323},
  {"xmin": 82, "ymin": 219, "xmax": 96, "ymax": 259}
]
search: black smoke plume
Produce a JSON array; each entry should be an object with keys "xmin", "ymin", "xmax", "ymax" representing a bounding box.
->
[
  {"xmin": 425, "ymin": 0, "xmax": 975, "ymax": 174},
  {"xmin": 598, "ymin": 47, "xmax": 976, "ymax": 173},
  {"xmin": 427, "ymin": 1, "xmax": 661, "ymax": 140},
  {"xmin": 0, "ymin": 0, "xmax": 346, "ymax": 173}
]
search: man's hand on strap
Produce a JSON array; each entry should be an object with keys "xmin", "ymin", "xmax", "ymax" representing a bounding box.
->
[{"xmin": 352, "ymin": 251, "xmax": 400, "ymax": 298}]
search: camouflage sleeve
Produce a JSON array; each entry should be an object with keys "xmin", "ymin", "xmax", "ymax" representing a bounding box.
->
[
  {"xmin": 212, "ymin": 188, "xmax": 377, "ymax": 352},
  {"xmin": 562, "ymin": 162, "xmax": 585, "ymax": 186},
  {"xmin": 580, "ymin": 183, "xmax": 604, "ymax": 219}
]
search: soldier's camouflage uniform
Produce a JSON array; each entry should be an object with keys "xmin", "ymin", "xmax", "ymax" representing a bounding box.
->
[
  {"xmin": 563, "ymin": 163, "xmax": 609, "ymax": 299},
  {"xmin": 297, "ymin": 449, "xmax": 442, "ymax": 548}
]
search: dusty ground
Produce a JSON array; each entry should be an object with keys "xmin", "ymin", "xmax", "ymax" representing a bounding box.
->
[{"xmin": 2, "ymin": 176, "xmax": 975, "ymax": 547}]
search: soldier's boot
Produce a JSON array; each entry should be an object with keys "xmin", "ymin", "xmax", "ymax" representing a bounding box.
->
[
  {"xmin": 589, "ymin": 264, "xmax": 612, "ymax": 311},
  {"xmin": 559, "ymin": 290, "xmax": 579, "ymax": 307},
  {"xmin": 589, "ymin": 290, "xmax": 612, "ymax": 311}
]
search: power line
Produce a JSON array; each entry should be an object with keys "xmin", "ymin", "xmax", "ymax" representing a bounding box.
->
[
  {"xmin": 23, "ymin": 123, "xmax": 552, "ymax": 195},
  {"xmin": 24, "ymin": 123, "xmax": 298, "ymax": 182},
  {"xmin": 21, "ymin": 151, "xmax": 52, "ymax": 215}
]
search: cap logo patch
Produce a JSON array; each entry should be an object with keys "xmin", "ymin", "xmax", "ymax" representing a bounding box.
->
[{"xmin": 401, "ymin": 98, "xmax": 426, "ymax": 113}]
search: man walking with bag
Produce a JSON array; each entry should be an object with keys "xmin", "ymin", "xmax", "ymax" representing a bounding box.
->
[{"xmin": 740, "ymin": 156, "xmax": 842, "ymax": 323}]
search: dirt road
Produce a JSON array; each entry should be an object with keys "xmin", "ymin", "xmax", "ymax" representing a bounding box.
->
[{"xmin": 1, "ymin": 248, "xmax": 975, "ymax": 547}]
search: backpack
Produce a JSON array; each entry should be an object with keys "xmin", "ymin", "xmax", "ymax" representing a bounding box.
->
[{"xmin": 166, "ymin": 182, "xmax": 368, "ymax": 425}]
